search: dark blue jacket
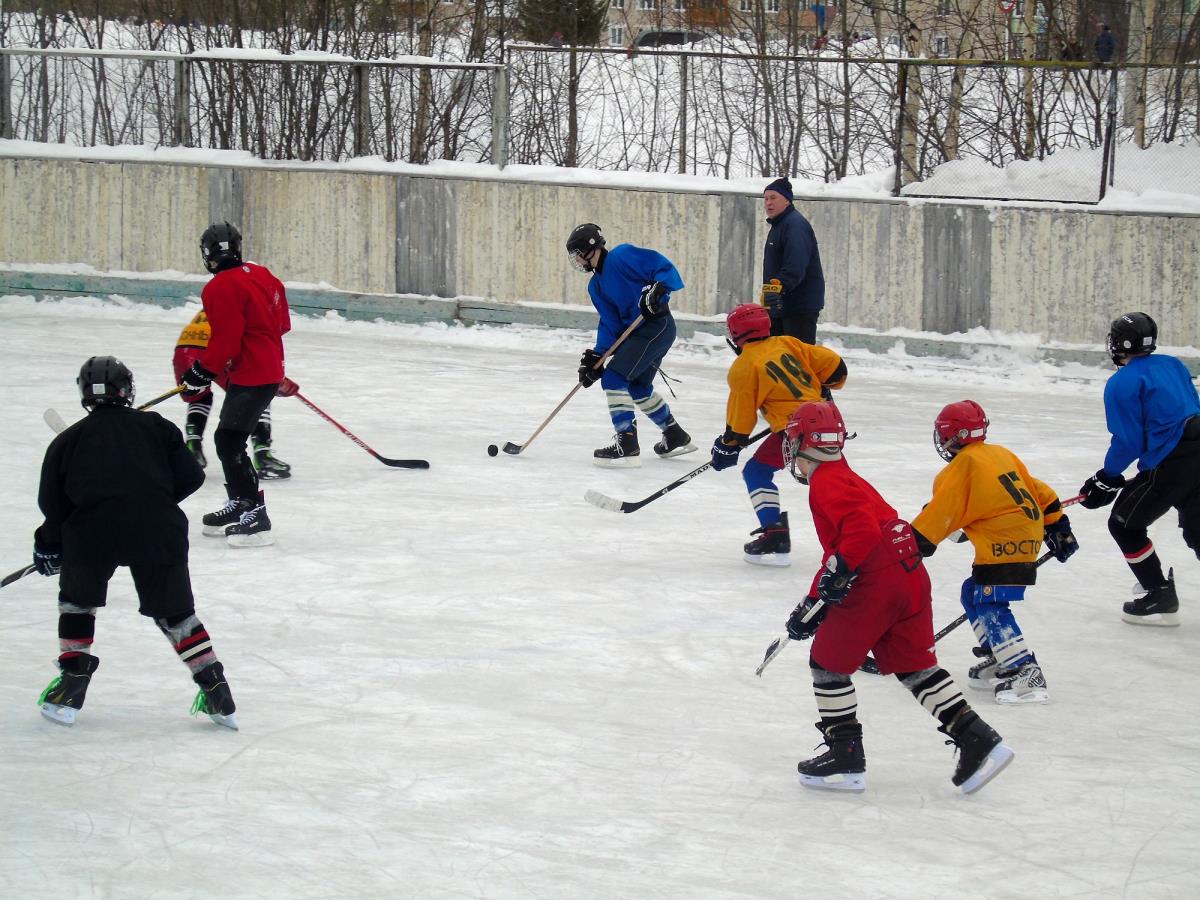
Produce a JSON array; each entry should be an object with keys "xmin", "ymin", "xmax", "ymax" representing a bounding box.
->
[
  {"xmin": 1095, "ymin": 30, "xmax": 1115, "ymax": 62},
  {"xmin": 1102, "ymin": 354, "xmax": 1200, "ymax": 474},
  {"xmin": 763, "ymin": 205, "xmax": 824, "ymax": 316}
]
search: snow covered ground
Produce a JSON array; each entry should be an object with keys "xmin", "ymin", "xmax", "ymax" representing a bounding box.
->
[{"xmin": 1, "ymin": 295, "xmax": 1198, "ymax": 899}]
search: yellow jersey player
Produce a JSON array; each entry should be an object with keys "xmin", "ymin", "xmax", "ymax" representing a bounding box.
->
[
  {"xmin": 710, "ymin": 303, "xmax": 847, "ymax": 565},
  {"xmin": 911, "ymin": 400, "xmax": 1079, "ymax": 704}
]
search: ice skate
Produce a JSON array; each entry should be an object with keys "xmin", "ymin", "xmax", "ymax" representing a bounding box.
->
[
  {"xmin": 652, "ymin": 418, "xmax": 697, "ymax": 459},
  {"xmin": 1123, "ymin": 569, "xmax": 1180, "ymax": 627},
  {"xmin": 226, "ymin": 491, "xmax": 273, "ymax": 548},
  {"xmin": 967, "ymin": 646, "xmax": 1000, "ymax": 690},
  {"xmin": 797, "ymin": 721, "xmax": 866, "ymax": 793},
  {"xmin": 939, "ymin": 709, "xmax": 1014, "ymax": 795},
  {"xmin": 191, "ymin": 661, "xmax": 238, "ymax": 730},
  {"xmin": 744, "ymin": 512, "xmax": 791, "ymax": 567},
  {"xmin": 593, "ymin": 427, "xmax": 641, "ymax": 468},
  {"xmin": 253, "ymin": 446, "xmax": 292, "ymax": 480},
  {"xmin": 202, "ymin": 486, "xmax": 253, "ymax": 537},
  {"xmin": 185, "ymin": 431, "xmax": 207, "ymax": 469},
  {"xmin": 994, "ymin": 659, "xmax": 1049, "ymax": 705},
  {"xmin": 38, "ymin": 654, "xmax": 100, "ymax": 727}
]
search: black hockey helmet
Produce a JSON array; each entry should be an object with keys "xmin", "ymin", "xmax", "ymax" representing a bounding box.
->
[
  {"xmin": 566, "ymin": 223, "xmax": 605, "ymax": 272},
  {"xmin": 77, "ymin": 356, "xmax": 135, "ymax": 410},
  {"xmin": 1107, "ymin": 312, "xmax": 1157, "ymax": 365},
  {"xmin": 200, "ymin": 221, "xmax": 243, "ymax": 274}
]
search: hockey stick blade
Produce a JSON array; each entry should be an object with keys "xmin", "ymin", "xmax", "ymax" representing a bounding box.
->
[
  {"xmin": 375, "ymin": 455, "xmax": 430, "ymax": 469},
  {"xmin": 501, "ymin": 441, "xmax": 524, "ymax": 456},
  {"xmin": 43, "ymin": 409, "xmax": 69, "ymax": 434},
  {"xmin": 755, "ymin": 634, "xmax": 791, "ymax": 677},
  {"xmin": 1, "ymin": 564, "xmax": 35, "ymax": 588},
  {"xmin": 583, "ymin": 489, "xmax": 624, "ymax": 513}
]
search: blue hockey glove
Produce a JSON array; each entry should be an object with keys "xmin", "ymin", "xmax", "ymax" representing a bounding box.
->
[
  {"xmin": 638, "ymin": 282, "xmax": 669, "ymax": 319},
  {"xmin": 578, "ymin": 349, "xmax": 604, "ymax": 388},
  {"xmin": 710, "ymin": 437, "xmax": 741, "ymax": 472},
  {"xmin": 33, "ymin": 544, "xmax": 62, "ymax": 577},
  {"xmin": 816, "ymin": 553, "xmax": 858, "ymax": 605},
  {"xmin": 1079, "ymin": 469, "xmax": 1124, "ymax": 509},
  {"xmin": 786, "ymin": 596, "xmax": 827, "ymax": 641},
  {"xmin": 1044, "ymin": 516, "xmax": 1079, "ymax": 563}
]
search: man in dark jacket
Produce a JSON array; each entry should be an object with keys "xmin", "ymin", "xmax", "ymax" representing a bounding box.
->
[
  {"xmin": 761, "ymin": 177, "xmax": 825, "ymax": 344},
  {"xmin": 33, "ymin": 356, "xmax": 238, "ymax": 730},
  {"xmin": 1095, "ymin": 24, "xmax": 1115, "ymax": 63}
]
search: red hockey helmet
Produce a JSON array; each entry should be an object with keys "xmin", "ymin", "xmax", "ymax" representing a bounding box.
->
[
  {"xmin": 933, "ymin": 400, "xmax": 988, "ymax": 461},
  {"xmin": 726, "ymin": 303, "xmax": 772, "ymax": 350},
  {"xmin": 784, "ymin": 401, "xmax": 846, "ymax": 479}
]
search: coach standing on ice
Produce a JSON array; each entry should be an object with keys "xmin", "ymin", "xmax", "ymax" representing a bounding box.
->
[
  {"xmin": 181, "ymin": 222, "xmax": 292, "ymax": 548},
  {"xmin": 761, "ymin": 177, "xmax": 825, "ymax": 344}
]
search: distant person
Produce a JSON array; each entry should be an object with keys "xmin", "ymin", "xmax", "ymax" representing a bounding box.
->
[
  {"xmin": 33, "ymin": 356, "xmax": 237, "ymax": 730},
  {"xmin": 761, "ymin": 177, "xmax": 825, "ymax": 344},
  {"xmin": 565, "ymin": 222, "xmax": 695, "ymax": 467},
  {"xmin": 1095, "ymin": 24, "xmax": 1115, "ymax": 63}
]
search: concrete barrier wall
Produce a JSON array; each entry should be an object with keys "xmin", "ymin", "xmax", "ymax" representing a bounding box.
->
[{"xmin": 1, "ymin": 155, "xmax": 1198, "ymax": 347}]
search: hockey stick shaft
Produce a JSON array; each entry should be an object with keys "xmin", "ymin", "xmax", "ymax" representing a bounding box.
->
[
  {"xmin": 141, "ymin": 385, "xmax": 186, "ymax": 409},
  {"xmin": 1, "ymin": 565, "xmax": 35, "ymax": 588},
  {"xmin": 502, "ymin": 315, "xmax": 645, "ymax": 456},
  {"xmin": 292, "ymin": 391, "xmax": 429, "ymax": 469},
  {"xmin": 586, "ymin": 426, "xmax": 773, "ymax": 514},
  {"xmin": 42, "ymin": 386, "xmax": 187, "ymax": 436}
]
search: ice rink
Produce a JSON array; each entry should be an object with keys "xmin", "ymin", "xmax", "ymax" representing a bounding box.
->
[{"xmin": 1, "ymin": 295, "xmax": 1197, "ymax": 899}]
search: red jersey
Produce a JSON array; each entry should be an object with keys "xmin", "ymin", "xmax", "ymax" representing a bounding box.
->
[{"xmin": 199, "ymin": 263, "xmax": 292, "ymax": 386}]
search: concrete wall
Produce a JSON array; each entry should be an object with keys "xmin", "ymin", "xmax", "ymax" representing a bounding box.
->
[{"xmin": 1, "ymin": 154, "xmax": 1198, "ymax": 347}]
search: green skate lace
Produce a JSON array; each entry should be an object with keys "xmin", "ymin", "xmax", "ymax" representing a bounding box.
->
[
  {"xmin": 38, "ymin": 675, "xmax": 63, "ymax": 705},
  {"xmin": 190, "ymin": 689, "xmax": 211, "ymax": 716}
]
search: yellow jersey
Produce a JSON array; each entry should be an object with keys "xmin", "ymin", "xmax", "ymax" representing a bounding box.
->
[
  {"xmin": 725, "ymin": 336, "xmax": 846, "ymax": 435},
  {"xmin": 176, "ymin": 311, "xmax": 211, "ymax": 350}
]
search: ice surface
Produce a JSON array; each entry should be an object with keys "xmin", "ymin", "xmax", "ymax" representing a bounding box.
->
[{"xmin": 1, "ymin": 295, "xmax": 1198, "ymax": 899}]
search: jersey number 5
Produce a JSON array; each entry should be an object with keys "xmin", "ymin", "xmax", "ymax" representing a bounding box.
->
[
  {"xmin": 764, "ymin": 353, "xmax": 813, "ymax": 399},
  {"xmin": 998, "ymin": 471, "xmax": 1040, "ymax": 521}
]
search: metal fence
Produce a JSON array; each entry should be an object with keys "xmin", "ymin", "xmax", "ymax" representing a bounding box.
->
[{"xmin": 1, "ymin": 43, "xmax": 1197, "ymax": 204}]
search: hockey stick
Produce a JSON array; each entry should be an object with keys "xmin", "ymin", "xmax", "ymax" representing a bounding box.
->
[
  {"xmin": 291, "ymin": 390, "xmax": 429, "ymax": 469},
  {"xmin": 501, "ymin": 315, "xmax": 645, "ymax": 456},
  {"xmin": 43, "ymin": 386, "xmax": 190, "ymax": 436},
  {"xmin": 1, "ymin": 565, "xmax": 35, "ymax": 588},
  {"xmin": 585, "ymin": 427, "xmax": 773, "ymax": 514}
]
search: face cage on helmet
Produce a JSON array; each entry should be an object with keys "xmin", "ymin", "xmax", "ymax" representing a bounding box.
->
[
  {"xmin": 933, "ymin": 426, "xmax": 961, "ymax": 462},
  {"xmin": 568, "ymin": 248, "xmax": 596, "ymax": 273}
]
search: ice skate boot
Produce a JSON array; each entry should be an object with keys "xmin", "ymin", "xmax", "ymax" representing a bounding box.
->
[
  {"xmin": 185, "ymin": 428, "xmax": 207, "ymax": 469},
  {"xmin": 744, "ymin": 512, "xmax": 791, "ymax": 567},
  {"xmin": 593, "ymin": 427, "xmax": 641, "ymax": 468},
  {"xmin": 1123, "ymin": 569, "xmax": 1180, "ymax": 627},
  {"xmin": 253, "ymin": 445, "xmax": 292, "ymax": 480},
  {"xmin": 797, "ymin": 721, "xmax": 866, "ymax": 793},
  {"xmin": 38, "ymin": 654, "xmax": 100, "ymax": 726},
  {"xmin": 202, "ymin": 485, "xmax": 253, "ymax": 537},
  {"xmin": 652, "ymin": 418, "xmax": 697, "ymax": 459},
  {"xmin": 967, "ymin": 645, "xmax": 999, "ymax": 690},
  {"xmin": 939, "ymin": 709, "xmax": 1014, "ymax": 795},
  {"xmin": 191, "ymin": 661, "xmax": 238, "ymax": 730},
  {"xmin": 226, "ymin": 490, "xmax": 273, "ymax": 548},
  {"xmin": 994, "ymin": 658, "xmax": 1049, "ymax": 705}
]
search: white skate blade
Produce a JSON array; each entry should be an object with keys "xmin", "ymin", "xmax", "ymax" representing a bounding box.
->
[
  {"xmin": 995, "ymin": 687, "xmax": 1050, "ymax": 705},
  {"xmin": 41, "ymin": 703, "xmax": 77, "ymax": 726},
  {"xmin": 798, "ymin": 771, "xmax": 866, "ymax": 793},
  {"xmin": 228, "ymin": 531, "xmax": 275, "ymax": 549},
  {"xmin": 960, "ymin": 743, "xmax": 1014, "ymax": 795},
  {"xmin": 656, "ymin": 443, "xmax": 698, "ymax": 459},
  {"xmin": 744, "ymin": 553, "xmax": 790, "ymax": 568},
  {"xmin": 202, "ymin": 523, "xmax": 230, "ymax": 537},
  {"xmin": 209, "ymin": 712, "xmax": 239, "ymax": 730},
  {"xmin": 1122, "ymin": 610, "xmax": 1180, "ymax": 627},
  {"xmin": 256, "ymin": 469, "xmax": 291, "ymax": 480},
  {"xmin": 592, "ymin": 456, "xmax": 642, "ymax": 469}
]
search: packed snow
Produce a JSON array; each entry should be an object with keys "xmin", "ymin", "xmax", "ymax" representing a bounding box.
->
[{"xmin": 1, "ymin": 294, "xmax": 1198, "ymax": 899}]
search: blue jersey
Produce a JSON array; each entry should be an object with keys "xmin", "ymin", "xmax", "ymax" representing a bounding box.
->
[
  {"xmin": 1102, "ymin": 354, "xmax": 1200, "ymax": 474},
  {"xmin": 587, "ymin": 244, "xmax": 684, "ymax": 351}
]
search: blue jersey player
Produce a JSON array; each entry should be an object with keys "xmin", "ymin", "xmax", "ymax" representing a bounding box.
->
[
  {"xmin": 1078, "ymin": 312, "xmax": 1200, "ymax": 626},
  {"xmin": 566, "ymin": 223, "xmax": 696, "ymax": 467}
]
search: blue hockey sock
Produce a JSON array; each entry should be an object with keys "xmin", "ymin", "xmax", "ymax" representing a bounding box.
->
[
  {"xmin": 743, "ymin": 457, "xmax": 781, "ymax": 527},
  {"xmin": 628, "ymin": 382, "xmax": 672, "ymax": 428}
]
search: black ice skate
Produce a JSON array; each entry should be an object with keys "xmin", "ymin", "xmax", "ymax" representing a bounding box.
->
[
  {"xmin": 38, "ymin": 654, "xmax": 100, "ymax": 727},
  {"xmin": 797, "ymin": 721, "xmax": 866, "ymax": 793},
  {"xmin": 253, "ymin": 445, "xmax": 292, "ymax": 480},
  {"xmin": 1123, "ymin": 569, "xmax": 1180, "ymax": 627},
  {"xmin": 994, "ymin": 658, "xmax": 1049, "ymax": 705},
  {"xmin": 744, "ymin": 512, "xmax": 791, "ymax": 567},
  {"xmin": 191, "ymin": 661, "xmax": 238, "ymax": 730},
  {"xmin": 938, "ymin": 709, "xmax": 1014, "ymax": 795},
  {"xmin": 652, "ymin": 418, "xmax": 697, "ymax": 459},
  {"xmin": 185, "ymin": 430, "xmax": 207, "ymax": 469},
  {"xmin": 225, "ymin": 491, "xmax": 273, "ymax": 548},
  {"xmin": 202, "ymin": 486, "xmax": 254, "ymax": 537},
  {"xmin": 593, "ymin": 427, "xmax": 641, "ymax": 468}
]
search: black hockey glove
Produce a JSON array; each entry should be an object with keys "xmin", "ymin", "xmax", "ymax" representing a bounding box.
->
[
  {"xmin": 33, "ymin": 544, "xmax": 62, "ymax": 577},
  {"xmin": 578, "ymin": 349, "xmax": 604, "ymax": 388},
  {"xmin": 1043, "ymin": 516, "xmax": 1079, "ymax": 562},
  {"xmin": 816, "ymin": 553, "xmax": 858, "ymax": 605},
  {"xmin": 181, "ymin": 361, "xmax": 216, "ymax": 398},
  {"xmin": 1079, "ymin": 469, "xmax": 1125, "ymax": 509},
  {"xmin": 786, "ymin": 596, "xmax": 827, "ymax": 641},
  {"xmin": 710, "ymin": 437, "xmax": 741, "ymax": 471},
  {"xmin": 638, "ymin": 281, "xmax": 669, "ymax": 319}
]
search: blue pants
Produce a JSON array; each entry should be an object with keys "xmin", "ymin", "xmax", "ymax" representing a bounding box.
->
[
  {"xmin": 959, "ymin": 578, "xmax": 1033, "ymax": 670},
  {"xmin": 600, "ymin": 316, "xmax": 677, "ymax": 432}
]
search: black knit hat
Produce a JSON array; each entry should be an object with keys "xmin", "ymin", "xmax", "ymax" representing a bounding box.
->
[{"xmin": 764, "ymin": 177, "xmax": 793, "ymax": 201}]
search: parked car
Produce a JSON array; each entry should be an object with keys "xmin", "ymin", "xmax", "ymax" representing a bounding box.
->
[{"xmin": 633, "ymin": 29, "xmax": 708, "ymax": 48}]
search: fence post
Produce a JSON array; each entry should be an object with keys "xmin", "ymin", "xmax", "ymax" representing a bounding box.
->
[
  {"xmin": 172, "ymin": 58, "xmax": 191, "ymax": 147},
  {"xmin": 892, "ymin": 62, "xmax": 908, "ymax": 197},
  {"xmin": 678, "ymin": 52, "xmax": 688, "ymax": 175},
  {"xmin": 491, "ymin": 61, "xmax": 509, "ymax": 170},
  {"xmin": 354, "ymin": 64, "xmax": 371, "ymax": 158},
  {"xmin": 0, "ymin": 52, "xmax": 12, "ymax": 140}
]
